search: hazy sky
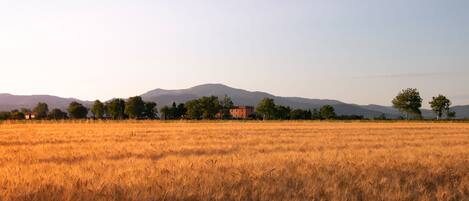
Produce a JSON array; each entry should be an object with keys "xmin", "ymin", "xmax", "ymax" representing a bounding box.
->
[{"xmin": 1, "ymin": 0, "xmax": 468, "ymax": 106}]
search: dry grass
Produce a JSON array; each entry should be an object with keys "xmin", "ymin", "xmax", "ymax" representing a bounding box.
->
[{"xmin": 0, "ymin": 121, "xmax": 469, "ymax": 201}]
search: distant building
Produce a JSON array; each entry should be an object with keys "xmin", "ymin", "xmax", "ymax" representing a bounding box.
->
[
  {"xmin": 24, "ymin": 112, "xmax": 37, "ymax": 120},
  {"xmin": 230, "ymin": 106, "xmax": 255, "ymax": 119}
]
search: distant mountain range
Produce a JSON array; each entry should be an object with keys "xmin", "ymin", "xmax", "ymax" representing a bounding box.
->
[
  {"xmin": 0, "ymin": 94, "xmax": 91, "ymax": 111},
  {"xmin": 1, "ymin": 84, "xmax": 468, "ymax": 119}
]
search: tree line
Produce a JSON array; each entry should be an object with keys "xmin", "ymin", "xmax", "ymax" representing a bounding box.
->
[
  {"xmin": 255, "ymin": 98, "xmax": 352, "ymax": 120},
  {"xmin": 160, "ymin": 95, "xmax": 236, "ymax": 120},
  {"xmin": 0, "ymin": 88, "xmax": 459, "ymax": 121},
  {"xmin": 392, "ymin": 88, "xmax": 456, "ymax": 120},
  {"xmin": 0, "ymin": 97, "xmax": 158, "ymax": 120},
  {"xmin": 0, "ymin": 95, "xmax": 350, "ymax": 121},
  {"xmin": 159, "ymin": 96, "xmax": 359, "ymax": 120}
]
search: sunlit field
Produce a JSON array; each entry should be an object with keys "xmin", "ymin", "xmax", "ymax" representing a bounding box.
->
[{"xmin": 0, "ymin": 121, "xmax": 468, "ymax": 201}]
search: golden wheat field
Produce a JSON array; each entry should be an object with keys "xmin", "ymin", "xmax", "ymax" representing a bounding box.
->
[{"xmin": 0, "ymin": 121, "xmax": 469, "ymax": 201}]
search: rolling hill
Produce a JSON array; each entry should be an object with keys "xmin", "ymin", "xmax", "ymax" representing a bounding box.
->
[
  {"xmin": 1, "ymin": 84, "xmax": 468, "ymax": 119},
  {"xmin": 0, "ymin": 93, "xmax": 91, "ymax": 111},
  {"xmin": 451, "ymin": 105, "xmax": 469, "ymax": 119},
  {"xmin": 141, "ymin": 84, "xmax": 385, "ymax": 118}
]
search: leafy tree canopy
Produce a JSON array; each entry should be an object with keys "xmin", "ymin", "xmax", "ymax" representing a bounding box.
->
[
  {"xmin": 199, "ymin": 96, "xmax": 221, "ymax": 120},
  {"xmin": 33, "ymin": 102, "xmax": 49, "ymax": 119},
  {"xmin": 275, "ymin": 105, "xmax": 291, "ymax": 120},
  {"xmin": 220, "ymin": 95, "xmax": 234, "ymax": 119},
  {"xmin": 106, "ymin": 99, "xmax": 126, "ymax": 120},
  {"xmin": 319, "ymin": 105, "xmax": 336, "ymax": 120},
  {"xmin": 256, "ymin": 98, "xmax": 277, "ymax": 120},
  {"xmin": 49, "ymin": 108, "xmax": 68, "ymax": 120},
  {"xmin": 125, "ymin": 96, "xmax": 146, "ymax": 119},
  {"xmin": 143, "ymin": 102, "xmax": 158, "ymax": 119},
  {"xmin": 185, "ymin": 99, "xmax": 202, "ymax": 120},
  {"xmin": 429, "ymin": 95, "xmax": 451, "ymax": 120},
  {"xmin": 392, "ymin": 88, "xmax": 423, "ymax": 119},
  {"xmin": 91, "ymin": 100, "xmax": 105, "ymax": 119},
  {"xmin": 68, "ymin": 102, "xmax": 88, "ymax": 119}
]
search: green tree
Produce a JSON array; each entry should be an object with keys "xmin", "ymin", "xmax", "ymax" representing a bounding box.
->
[
  {"xmin": 199, "ymin": 96, "xmax": 221, "ymax": 119},
  {"xmin": 9, "ymin": 110, "xmax": 25, "ymax": 120},
  {"xmin": 176, "ymin": 103, "xmax": 187, "ymax": 119},
  {"xmin": 290, "ymin": 109, "xmax": 310, "ymax": 120},
  {"xmin": 429, "ymin": 95, "xmax": 451, "ymax": 120},
  {"xmin": 48, "ymin": 108, "xmax": 68, "ymax": 120},
  {"xmin": 275, "ymin": 105, "xmax": 291, "ymax": 120},
  {"xmin": 319, "ymin": 105, "xmax": 336, "ymax": 120},
  {"xmin": 106, "ymin": 99, "xmax": 126, "ymax": 120},
  {"xmin": 169, "ymin": 102, "xmax": 178, "ymax": 119},
  {"xmin": 392, "ymin": 88, "xmax": 423, "ymax": 120},
  {"xmin": 33, "ymin": 102, "xmax": 49, "ymax": 119},
  {"xmin": 185, "ymin": 99, "xmax": 202, "ymax": 120},
  {"xmin": 160, "ymin": 106, "xmax": 171, "ymax": 120},
  {"xmin": 220, "ymin": 95, "xmax": 234, "ymax": 119},
  {"xmin": 256, "ymin": 98, "xmax": 276, "ymax": 120},
  {"xmin": 67, "ymin": 102, "xmax": 88, "ymax": 119},
  {"xmin": 305, "ymin": 110, "xmax": 313, "ymax": 120},
  {"xmin": 312, "ymin": 109, "xmax": 321, "ymax": 120},
  {"xmin": 91, "ymin": 100, "xmax": 105, "ymax": 119},
  {"xmin": 124, "ymin": 96, "xmax": 146, "ymax": 119},
  {"xmin": 163, "ymin": 102, "xmax": 188, "ymax": 120},
  {"xmin": 143, "ymin": 102, "xmax": 158, "ymax": 119},
  {"xmin": 0, "ymin": 112, "xmax": 11, "ymax": 120}
]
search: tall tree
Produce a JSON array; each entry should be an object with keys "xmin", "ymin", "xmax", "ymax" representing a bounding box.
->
[
  {"xmin": 169, "ymin": 102, "xmax": 178, "ymax": 119},
  {"xmin": 185, "ymin": 99, "xmax": 202, "ymax": 120},
  {"xmin": 220, "ymin": 95, "xmax": 234, "ymax": 119},
  {"xmin": 125, "ymin": 96, "xmax": 146, "ymax": 119},
  {"xmin": 143, "ymin": 102, "xmax": 158, "ymax": 119},
  {"xmin": 305, "ymin": 110, "xmax": 313, "ymax": 120},
  {"xmin": 176, "ymin": 103, "xmax": 187, "ymax": 119},
  {"xmin": 319, "ymin": 105, "xmax": 336, "ymax": 120},
  {"xmin": 91, "ymin": 100, "xmax": 105, "ymax": 119},
  {"xmin": 48, "ymin": 108, "xmax": 68, "ymax": 120},
  {"xmin": 199, "ymin": 96, "xmax": 221, "ymax": 119},
  {"xmin": 33, "ymin": 102, "xmax": 49, "ymax": 119},
  {"xmin": 163, "ymin": 102, "xmax": 188, "ymax": 120},
  {"xmin": 392, "ymin": 88, "xmax": 423, "ymax": 120},
  {"xmin": 429, "ymin": 95, "xmax": 451, "ymax": 120},
  {"xmin": 312, "ymin": 109, "xmax": 321, "ymax": 120},
  {"xmin": 106, "ymin": 99, "xmax": 126, "ymax": 120},
  {"xmin": 275, "ymin": 105, "xmax": 291, "ymax": 120},
  {"xmin": 256, "ymin": 98, "xmax": 276, "ymax": 120},
  {"xmin": 160, "ymin": 106, "xmax": 171, "ymax": 120},
  {"xmin": 67, "ymin": 102, "xmax": 88, "ymax": 119}
]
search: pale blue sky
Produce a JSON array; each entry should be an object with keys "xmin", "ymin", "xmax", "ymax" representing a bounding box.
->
[{"xmin": 1, "ymin": 0, "xmax": 468, "ymax": 106}]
